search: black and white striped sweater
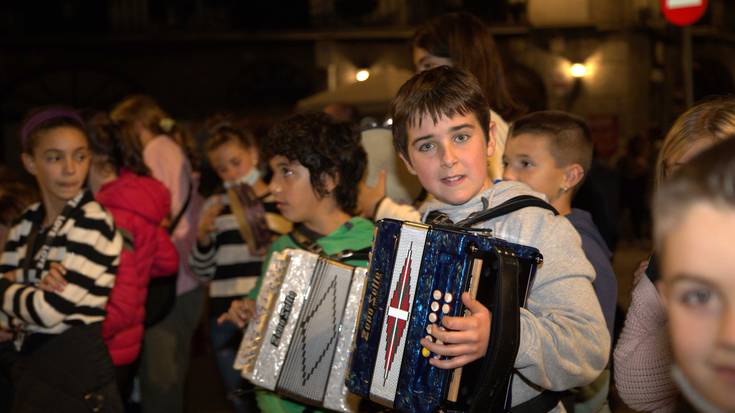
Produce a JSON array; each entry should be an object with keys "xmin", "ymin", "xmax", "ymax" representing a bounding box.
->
[
  {"xmin": 189, "ymin": 192, "xmax": 286, "ymax": 315},
  {"xmin": 0, "ymin": 190, "xmax": 122, "ymax": 335}
]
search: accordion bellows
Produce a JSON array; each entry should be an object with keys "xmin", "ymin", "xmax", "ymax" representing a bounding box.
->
[{"xmin": 234, "ymin": 249, "xmax": 366, "ymax": 412}]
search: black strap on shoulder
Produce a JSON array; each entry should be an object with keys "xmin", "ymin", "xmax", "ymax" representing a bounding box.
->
[
  {"xmin": 469, "ymin": 246, "xmax": 522, "ymax": 413},
  {"xmin": 288, "ymin": 224, "xmax": 370, "ymax": 263},
  {"xmin": 456, "ymin": 195, "xmax": 558, "ymax": 228},
  {"xmin": 288, "ymin": 225, "xmax": 325, "ymax": 256},
  {"xmin": 168, "ymin": 179, "xmax": 193, "ymax": 235},
  {"xmin": 508, "ymin": 390, "xmax": 567, "ymax": 413}
]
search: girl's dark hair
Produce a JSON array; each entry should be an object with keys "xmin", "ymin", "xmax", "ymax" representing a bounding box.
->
[
  {"xmin": 263, "ymin": 112, "xmax": 366, "ymax": 215},
  {"xmin": 413, "ymin": 12, "xmax": 524, "ymax": 121},
  {"xmin": 20, "ymin": 107, "xmax": 87, "ymax": 154},
  {"xmin": 85, "ymin": 112, "xmax": 150, "ymax": 176},
  {"xmin": 0, "ymin": 182, "xmax": 37, "ymax": 226}
]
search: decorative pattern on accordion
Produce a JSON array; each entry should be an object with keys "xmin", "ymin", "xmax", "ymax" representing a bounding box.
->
[
  {"xmin": 346, "ymin": 219, "xmax": 542, "ymax": 413},
  {"xmin": 241, "ymin": 249, "xmax": 366, "ymax": 412},
  {"xmin": 250, "ymin": 250, "xmax": 318, "ymax": 390},
  {"xmin": 234, "ymin": 250, "xmax": 289, "ymax": 375}
]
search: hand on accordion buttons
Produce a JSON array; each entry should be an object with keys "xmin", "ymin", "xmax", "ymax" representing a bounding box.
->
[
  {"xmin": 217, "ymin": 298, "xmax": 256, "ymax": 328},
  {"xmin": 419, "ymin": 292, "xmax": 492, "ymax": 369}
]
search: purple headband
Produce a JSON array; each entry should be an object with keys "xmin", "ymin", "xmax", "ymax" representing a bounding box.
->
[{"xmin": 21, "ymin": 108, "xmax": 84, "ymax": 148}]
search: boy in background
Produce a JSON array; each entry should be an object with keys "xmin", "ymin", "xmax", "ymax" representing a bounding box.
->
[
  {"xmin": 503, "ymin": 111, "xmax": 617, "ymax": 412},
  {"xmin": 219, "ymin": 112, "xmax": 373, "ymax": 413},
  {"xmin": 393, "ymin": 66, "xmax": 609, "ymax": 411}
]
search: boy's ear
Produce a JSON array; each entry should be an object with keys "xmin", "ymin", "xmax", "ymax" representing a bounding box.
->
[
  {"xmin": 562, "ymin": 163, "xmax": 585, "ymax": 192},
  {"xmin": 486, "ymin": 121, "xmax": 496, "ymax": 159},
  {"xmin": 399, "ymin": 152, "xmax": 417, "ymax": 176},
  {"xmin": 321, "ymin": 171, "xmax": 339, "ymax": 193},
  {"xmin": 21, "ymin": 153, "xmax": 37, "ymax": 177}
]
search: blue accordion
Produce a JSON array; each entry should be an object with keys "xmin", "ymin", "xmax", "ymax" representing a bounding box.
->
[{"xmin": 347, "ymin": 219, "xmax": 542, "ymax": 413}]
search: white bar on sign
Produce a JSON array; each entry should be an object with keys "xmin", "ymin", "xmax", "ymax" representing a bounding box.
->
[{"xmin": 666, "ymin": 0, "xmax": 703, "ymax": 9}]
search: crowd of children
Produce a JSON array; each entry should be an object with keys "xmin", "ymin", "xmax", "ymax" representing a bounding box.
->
[{"xmin": 0, "ymin": 10, "xmax": 734, "ymax": 413}]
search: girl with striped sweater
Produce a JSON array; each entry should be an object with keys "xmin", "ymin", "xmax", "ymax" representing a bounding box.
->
[
  {"xmin": 191, "ymin": 123, "xmax": 287, "ymax": 413},
  {"xmin": 0, "ymin": 108, "xmax": 124, "ymax": 412}
]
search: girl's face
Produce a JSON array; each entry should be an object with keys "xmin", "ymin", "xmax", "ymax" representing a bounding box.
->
[
  {"xmin": 660, "ymin": 203, "xmax": 735, "ymax": 411},
  {"xmin": 22, "ymin": 126, "xmax": 90, "ymax": 209},
  {"xmin": 413, "ymin": 47, "xmax": 453, "ymax": 73},
  {"xmin": 208, "ymin": 140, "xmax": 258, "ymax": 183}
]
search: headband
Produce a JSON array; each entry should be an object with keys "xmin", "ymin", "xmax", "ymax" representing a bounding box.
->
[{"xmin": 21, "ymin": 108, "xmax": 84, "ymax": 148}]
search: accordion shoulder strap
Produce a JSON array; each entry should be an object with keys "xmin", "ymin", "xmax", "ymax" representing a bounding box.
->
[
  {"xmin": 456, "ymin": 195, "xmax": 558, "ymax": 228},
  {"xmin": 469, "ymin": 246, "xmax": 522, "ymax": 413},
  {"xmin": 288, "ymin": 225, "xmax": 370, "ymax": 263}
]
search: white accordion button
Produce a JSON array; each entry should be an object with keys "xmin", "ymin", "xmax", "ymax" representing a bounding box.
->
[
  {"xmin": 428, "ymin": 313, "xmax": 438, "ymax": 323},
  {"xmin": 444, "ymin": 292, "xmax": 453, "ymax": 303},
  {"xmin": 431, "ymin": 301, "xmax": 440, "ymax": 312},
  {"xmin": 433, "ymin": 290, "xmax": 442, "ymax": 300},
  {"xmin": 442, "ymin": 304, "xmax": 450, "ymax": 314},
  {"xmin": 426, "ymin": 325, "xmax": 432, "ymax": 334}
]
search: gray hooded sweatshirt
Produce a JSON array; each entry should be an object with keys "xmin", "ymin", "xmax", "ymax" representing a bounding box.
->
[{"xmin": 420, "ymin": 181, "xmax": 610, "ymax": 412}]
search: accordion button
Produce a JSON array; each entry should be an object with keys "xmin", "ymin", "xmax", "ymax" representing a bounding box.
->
[
  {"xmin": 425, "ymin": 334, "xmax": 434, "ymax": 342},
  {"xmin": 426, "ymin": 325, "xmax": 432, "ymax": 334},
  {"xmin": 431, "ymin": 301, "xmax": 439, "ymax": 312},
  {"xmin": 442, "ymin": 304, "xmax": 450, "ymax": 314},
  {"xmin": 433, "ymin": 290, "xmax": 442, "ymax": 300},
  {"xmin": 445, "ymin": 292, "xmax": 453, "ymax": 303},
  {"xmin": 429, "ymin": 313, "xmax": 438, "ymax": 323},
  {"xmin": 422, "ymin": 347, "xmax": 431, "ymax": 358}
]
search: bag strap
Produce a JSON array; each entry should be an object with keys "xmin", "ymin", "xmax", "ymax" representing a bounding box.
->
[
  {"xmin": 508, "ymin": 390, "xmax": 568, "ymax": 413},
  {"xmin": 469, "ymin": 246, "xmax": 522, "ymax": 412},
  {"xmin": 459, "ymin": 196, "xmax": 556, "ymax": 412},
  {"xmin": 455, "ymin": 195, "xmax": 558, "ymax": 228},
  {"xmin": 287, "ymin": 224, "xmax": 370, "ymax": 263},
  {"xmin": 168, "ymin": 179, "xmax": 193, "ymax": 235}
]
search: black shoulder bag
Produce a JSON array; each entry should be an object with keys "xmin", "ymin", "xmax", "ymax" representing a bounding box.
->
[{"xmin": 144, "ymin": 180, "xmax": 193, "ymax": 328}]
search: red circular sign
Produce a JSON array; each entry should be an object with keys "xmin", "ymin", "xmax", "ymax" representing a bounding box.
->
[{"xmin": 661, "ymin": 0, "xmax": 708, "ymax": 26}]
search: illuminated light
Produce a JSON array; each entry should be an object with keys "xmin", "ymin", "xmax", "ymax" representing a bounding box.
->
[
  {"xmin": 356, "ymin": 69, "xmax": 370, "ymax": 82},
  {"xmin": 570, "ymin": 63, "xmax": 587, "ymax": 78}
]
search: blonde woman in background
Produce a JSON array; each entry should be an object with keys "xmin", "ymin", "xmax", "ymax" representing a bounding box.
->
[{"xmin": 614, "ymin": 97, "xmax": 735, "ymax": 413}]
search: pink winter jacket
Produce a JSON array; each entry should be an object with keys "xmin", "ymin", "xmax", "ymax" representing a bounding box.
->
[{"xmin": 97, "ymin": 170, "xmax": 179, "ymax": 366}]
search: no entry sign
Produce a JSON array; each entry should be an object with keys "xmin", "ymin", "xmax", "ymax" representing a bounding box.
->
[{"xmin": 661, "ymin": 0, "xmax": 708, "ymax": 26}]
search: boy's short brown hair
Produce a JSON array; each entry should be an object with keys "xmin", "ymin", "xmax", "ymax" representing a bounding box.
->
[
  {"xmin": 391, "ymin": 66, "xmax": 490, "ymax": 160},
  {"xmin": 653, "ymin": 136, "xmax": 735, "ymax": 252},
  {"xmin": 509, "ymin": 110, "xmax": 593, "ymax": 189}
]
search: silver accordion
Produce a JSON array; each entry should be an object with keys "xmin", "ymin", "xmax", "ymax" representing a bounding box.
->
[{"xmin": 233, "ymin": 249, "xmax": 367, "ymax": 412}]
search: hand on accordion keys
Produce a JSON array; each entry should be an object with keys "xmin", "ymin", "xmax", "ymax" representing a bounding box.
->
[{"xmin": 419, "ymin": 292, "xmax": 492, "ymax": 369}]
